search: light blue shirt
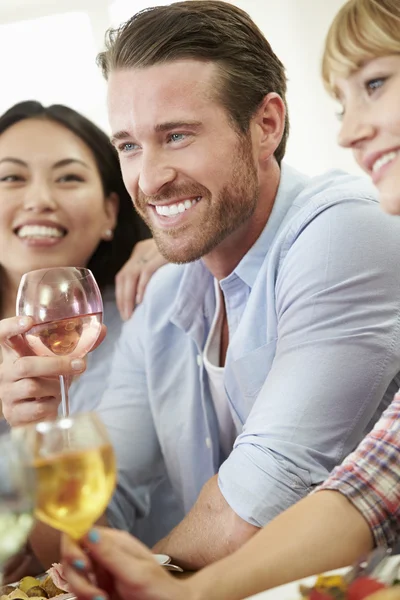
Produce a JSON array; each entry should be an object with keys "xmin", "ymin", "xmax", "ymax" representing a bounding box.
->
[
  {"xmin": 99, "ymin": 164, "xmax": 400, "ymax": 531},
  {"xmin": 68, "ymin": 288, "xmax": 183, "ymax": 545}
]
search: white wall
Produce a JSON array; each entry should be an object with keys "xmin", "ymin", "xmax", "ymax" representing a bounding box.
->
[{"xmin": 0, "ymin": 0, "xmax": 361, "ymax": 177}]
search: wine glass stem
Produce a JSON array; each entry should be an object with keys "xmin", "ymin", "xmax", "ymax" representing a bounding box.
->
[{"xmin": 59, "ymin": 375, "xmax": 69, "ymax": 417}]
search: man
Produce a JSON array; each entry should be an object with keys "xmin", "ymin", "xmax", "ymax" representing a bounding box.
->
[{"xmin": 2, "ymin": 0, "xmax": 400, "ymax": 571}]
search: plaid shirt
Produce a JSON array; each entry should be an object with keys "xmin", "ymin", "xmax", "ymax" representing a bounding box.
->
[{"xmin": 317, "ymin": 393, "xmax": 400, "ymax": 549}]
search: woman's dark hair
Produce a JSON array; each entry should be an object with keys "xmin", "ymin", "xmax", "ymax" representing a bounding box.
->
[{"xmin": 0, "ymin": 100, "xmax": 150, "ymax": 290}]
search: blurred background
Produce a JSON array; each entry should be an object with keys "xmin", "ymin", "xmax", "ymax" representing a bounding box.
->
[{"xmin": 0, "ymin": 0, "xmax": 360, "ymax": 177}]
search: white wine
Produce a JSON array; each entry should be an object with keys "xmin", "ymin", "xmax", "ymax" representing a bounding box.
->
[
  {"xmin": 0, "ymin": 511, "xmax": 34, "ymax": 565},
  {"xmin": 34, "ymin": 444, "xmax": 116, "ymax": 539},
  {"xmin": 24, "ymin": 313, "xmax": 102, "ymax": 358}
]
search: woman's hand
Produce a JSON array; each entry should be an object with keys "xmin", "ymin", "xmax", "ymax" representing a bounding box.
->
[
  {"xmin": 115, "ymin": 239, "xmax": 168, "ymax": 321},
  {"xmin": 62, "ymin": 528, "xmax": 193, "ymax": 600},
  {"xmin": 0, "ymin": 316, "xmax": 105, "ymax": 426}
]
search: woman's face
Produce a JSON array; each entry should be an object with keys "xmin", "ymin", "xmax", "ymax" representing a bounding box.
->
[
  {"xmin": 0, "ymin": 118, "xmax": 117, "ymax": 282},
  {"xmin": 333, "ymin": 55, "xmax": 400, "ymax": 214}
]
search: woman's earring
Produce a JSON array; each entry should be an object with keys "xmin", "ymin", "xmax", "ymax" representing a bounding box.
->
[{"xmin": 104, "ymin": 229, "xmax": 114, "ymax": 241}]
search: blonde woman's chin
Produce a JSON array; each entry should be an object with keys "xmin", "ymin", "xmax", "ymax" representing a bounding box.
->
[{"xmin": 377, "ymin": 180, "xmax": 400, "ymax": 216}]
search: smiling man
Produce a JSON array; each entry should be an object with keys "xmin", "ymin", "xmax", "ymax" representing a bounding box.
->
[
  {"xmin": 89, "ymin": 1, "xmax": 400, "ymax": 568},
  {"xmin": 65, "ymin": 0, "xmax": 400, "ymax": 569},
  {"xmin": 3, "ymin": 0, "xmax": 400, "ymax": 572}
]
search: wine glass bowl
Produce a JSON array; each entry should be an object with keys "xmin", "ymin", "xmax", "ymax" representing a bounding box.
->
[
  {"xmin": 13, "ymin": 413, "xmax": 116, "ymax": 540},
  {"xmin": 16, "ymin": 267, "xmax": 103, "ymax": 359},
  {"xmin": 16, "ymin": 267, "xmax": 103, "ymax": 416}
]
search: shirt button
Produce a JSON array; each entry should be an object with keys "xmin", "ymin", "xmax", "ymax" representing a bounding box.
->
[
  {"xmin": 197, "ymin": 354, "xmax": 203, "ymax": 367},
  {"xmin": 205, "ymin": 437, "xmax": 212, "ymax": 449}
]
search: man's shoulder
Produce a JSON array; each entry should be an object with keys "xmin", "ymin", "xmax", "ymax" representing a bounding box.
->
[
  {"xmin": 295, "ymin": 168, "xmax": 378, "ymax": 209},
  {"xmin": 280, "ymin": 167, "xmax": 385, "ymax": 240},
  {"xmin": 268, "ymin": 167, "xmax": 400, "ymax": 271}
]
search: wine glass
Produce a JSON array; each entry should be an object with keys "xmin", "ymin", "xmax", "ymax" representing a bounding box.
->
[
  {"xmin": 0, "ymin": 432, "xmax": 36, "ymax": 584},
  {"xmin": 16, "ymin": 267, "xmax": 103, "ymax": 417},
  {"xmin": 13, "ymin": 412, "xmax": 116, "ymax": 540}
]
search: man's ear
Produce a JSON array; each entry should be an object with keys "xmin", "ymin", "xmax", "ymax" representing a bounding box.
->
[{"xmin": 253, "ymin": 92, "xmax": 286, "ymax": 163}]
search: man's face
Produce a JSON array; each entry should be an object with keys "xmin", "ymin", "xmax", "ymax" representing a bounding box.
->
[{"xmin": 108, "ymin": 59, "xmax": 259, "ymax": 263}]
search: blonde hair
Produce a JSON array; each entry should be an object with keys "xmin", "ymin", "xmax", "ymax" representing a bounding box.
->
[{"xmin": 322, "ymin": 0, "xmax": 400, "ymax": 97}]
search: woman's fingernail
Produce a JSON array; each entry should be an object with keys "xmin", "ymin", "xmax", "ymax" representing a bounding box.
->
[
  {"xmin": 88, "ymin": 528, "xmax": 100, "ymax": 543},
  {"xmin": 19, "ymin": 317, "xmax": 30, "ymax": 328},
  {"xmin": 71, "ymin": 359, "xmax": 85, "ymax": 371},
  {"xmin": 135, "ymin": 294, "xmax": 142, "ymax": 305},
  {"xmin": 72, "ymin": 559, "xmax": 86, "ymax": 570},
  {"xmin": 93, "ymin": 596, "xmax": 106, "ymax": 600}
]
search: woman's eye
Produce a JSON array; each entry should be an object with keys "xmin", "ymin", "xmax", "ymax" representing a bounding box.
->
[
  {"xmin": 366, "ymin": 77, "xmax": 386, "ymax": 93},
  {"xmin": 58, "ymin": 174, "xmax": 84, "ymax": 183},
  {"xmin": 0, "ymin": 174, "xmax": 23, "ymax": 182}
]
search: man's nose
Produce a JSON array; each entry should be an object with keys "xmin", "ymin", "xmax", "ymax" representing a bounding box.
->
[{"xmin": 138, "ymin": 151, "xmax": 177, "ymax": 197}]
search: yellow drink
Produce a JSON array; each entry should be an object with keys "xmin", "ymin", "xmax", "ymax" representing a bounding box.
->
[{"xmin": 34, "ymin": 444, "xmax": 116, "ymax": 539}]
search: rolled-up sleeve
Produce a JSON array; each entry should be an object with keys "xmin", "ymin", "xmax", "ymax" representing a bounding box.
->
[
  {"xmin": 219, "ymin": 200, "xmax": 400, "ymax": 526},
  {"xmin": 317, "ymin": 393, "xmax": 400, "ymax": 549}
]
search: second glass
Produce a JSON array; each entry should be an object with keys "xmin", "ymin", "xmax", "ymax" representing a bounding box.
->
[
  {"xmin": 16, "ymin": 267, "xmax": 103, "ymax": 417},
  {"xmin": 13, "ymin": 412, "xmax": 116, "ymax": 540}
]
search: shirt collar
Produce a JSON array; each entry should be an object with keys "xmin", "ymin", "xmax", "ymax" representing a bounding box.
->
[
  {"xmin": 170, "ymin": 163, "xmax": 310, "ymax": 331},
  {"xmin": 232, "ymin": 163, "xmax": 310, "ymax": 289}
]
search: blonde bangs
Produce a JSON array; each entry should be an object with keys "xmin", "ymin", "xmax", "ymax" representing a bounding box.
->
[{"xmin": 322, "ymin": 0, "xmax": 400, "ymax": 97}]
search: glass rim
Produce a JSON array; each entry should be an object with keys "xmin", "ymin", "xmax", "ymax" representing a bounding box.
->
[
  {"xmin": 12, "ymin": 412, "xmax": 103, "ymax": 435},
  {"xmin": 19, "ymin": 267, "xmax": 94, "ymax": 283}
]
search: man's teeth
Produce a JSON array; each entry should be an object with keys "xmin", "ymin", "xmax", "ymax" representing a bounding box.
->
[
  {"xmin": 372, "ymin": 151, "xmax": 399, "ymax": 173},
  {"xmin": 155, "ymin": 198, "xmax": 199, "ymax": 217},
  {"xmin": 17, "ymin": 225, "xmax": 65, "ymax": 239}
]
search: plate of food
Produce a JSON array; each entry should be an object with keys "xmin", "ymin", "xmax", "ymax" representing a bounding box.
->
[
  {"xmin": 0, "ymin": 555, "xmax": 178, "ymax": 600},
  {"xmin": 244, "ymin": 557, "xmax": 400, "ymax": 600},
  {"xmin": 0, "ymin": 564, "xmax": 73, "ymax": 600}
]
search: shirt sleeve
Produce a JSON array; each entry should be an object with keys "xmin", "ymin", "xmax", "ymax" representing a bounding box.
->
[
  {"xmin": 218, "ymin": 199, "xmax": 400, "ymax": 527},
  {"xmin": 95, "ymin": 304, "xmax": 166, "ymax": 533},
  {"xmin": 316, "ymin": 392, "xmax": 400, "ymax": 549}
]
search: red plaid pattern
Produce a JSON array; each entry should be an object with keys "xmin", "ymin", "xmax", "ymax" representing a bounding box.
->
[{"xmin": 317, "ymin": 393, "xmax": 400, "ymax": 548}]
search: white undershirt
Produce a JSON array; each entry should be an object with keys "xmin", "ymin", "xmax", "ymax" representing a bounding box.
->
[{"xmin": 203, "ymin": 279, "xmax": 236, "ymax": 457}]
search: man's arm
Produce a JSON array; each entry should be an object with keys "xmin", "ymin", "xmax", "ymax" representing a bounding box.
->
[
  {"xmin": 154, "ymin": 475, "xmax": 258, "ymax": 569},
  {"xmin": 158, "ymin": 198, "xmax": 400, "ymax": 567},
  {"xmin": 188, "ymin": 490, "xmax": 373, "ymax": 600},
  {"xmin": 191, "ymin": 390, "xmax": 400, "ymax": 599}
]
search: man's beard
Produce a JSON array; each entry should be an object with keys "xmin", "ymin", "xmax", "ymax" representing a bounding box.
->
[{"xmin": 133, "ymin": 134, "xmax": 259, "ymax": 263}]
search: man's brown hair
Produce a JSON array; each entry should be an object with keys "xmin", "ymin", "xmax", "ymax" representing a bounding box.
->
[{"xmin": 97, "ymin": 1, "xmax": 289, "ymax": 165}]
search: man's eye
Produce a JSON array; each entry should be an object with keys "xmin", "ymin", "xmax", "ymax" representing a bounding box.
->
[
  {"xmin": 366, "ymin": 77, "xmax": 386, "ymax": 93},
  {"xmin": 169, "ymin": 133, "xmax": 186, "ymax": 143},
  {"xmin": 119, "ymin": 143, "xmax": 138, "ymax": 153}
]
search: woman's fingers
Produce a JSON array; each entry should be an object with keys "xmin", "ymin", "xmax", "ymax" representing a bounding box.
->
[
  {"xmin": 0, "ymin": 316, "xmax": 34, "ymax": 356},
  {"xmin": 0, "ymin": 355, "xmax": 86, "ymax": 426},
  {"xmin": 0, "ymin": 316, "xmax": 33, "ymax": 344},
  {"xmin": 64, "ymin": 529, "xmax": 159, "ymax": 593},
  {"xmin": 63, "ymin": 529, "xmax": 190, "ymax": 600},
  {"xmin": 63, "ymin": 564, "xmax": 106, "ymax": 600},
  {"xmin": 135, "ymin": 253, "xmax": 168, "ymax": 305},
  {"xmin": 115, "ymin": 239, "xmax": 168, "ymax": 321},
  {"xmin": 115, "ymin": 269, "xmax": 140, "ymax": 321},
  {"xmin": 4, "ymin": 396, "xmax": 60, "ymax": 426}
]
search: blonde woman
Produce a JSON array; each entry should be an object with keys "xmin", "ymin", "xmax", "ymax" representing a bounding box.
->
[{"xmin": 62, "ymin": 1, "xmax": 400, "ymax": 599}]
